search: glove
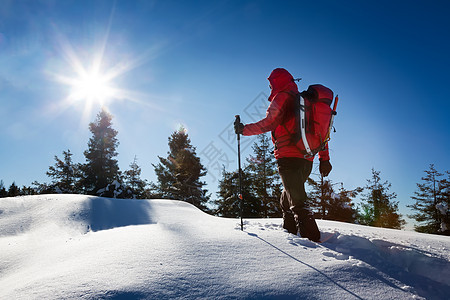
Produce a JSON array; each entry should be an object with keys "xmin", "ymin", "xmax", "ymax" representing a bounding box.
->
[
  {"xmin": 319, "ymin": 160, "xmax": 332, "ymax": 177},
  {"xmin": 234, "ymin": 119, "xmax": 245, "ymax": 135}
]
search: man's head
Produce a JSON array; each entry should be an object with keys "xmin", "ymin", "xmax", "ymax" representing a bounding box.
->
[
  {"xmin": 267, "ymin": 68, "xmax": 298, "ymax": 101},
  {"xmin": 268, "ymin": 68, "xmax": 294, "ymax": 91}
]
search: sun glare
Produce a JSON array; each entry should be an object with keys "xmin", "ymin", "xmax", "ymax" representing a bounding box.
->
[
  {"xmin": 70, "ymin": 70, "xmax": 114, "ymax": 104},
  {"xmin": 50, "ymin": 28, "xmax": 160, "ymax": 125},
  {"xmin": 48, "ymin": 27, "xmax": 126, "ymax": 119}
]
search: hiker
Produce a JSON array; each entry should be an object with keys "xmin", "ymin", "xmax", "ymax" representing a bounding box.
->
[{"xmin": 234, "ymin": 68, "xmax": 333, "ymax": 242}]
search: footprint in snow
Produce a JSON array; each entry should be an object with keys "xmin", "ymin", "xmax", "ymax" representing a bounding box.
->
[
  {"xmin": 322, "ymin": 251, "xmax": 350, "ymax": 260},
  {"xmin": 288, "ymin": 236, "xmax": 318, "ymax": 248}
]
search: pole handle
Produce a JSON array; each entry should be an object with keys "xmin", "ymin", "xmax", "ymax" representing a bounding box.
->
[{"xmin": 235, "ymin": 115, "xmax": 241, "ymax": 140}]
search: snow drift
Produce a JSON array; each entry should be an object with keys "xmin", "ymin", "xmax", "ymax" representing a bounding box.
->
[{"xmin": 0, "ymin": 195, "xmax": 449, "ymax": 299}]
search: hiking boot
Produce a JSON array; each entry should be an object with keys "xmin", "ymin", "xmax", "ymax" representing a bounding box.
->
[
  {"xmin": 298, "ymin": 216, "xmax": 320, "ymax": 242},
  {"xmin": 282, "ymin": 212, "xmax": 297, "ymax": 234}
]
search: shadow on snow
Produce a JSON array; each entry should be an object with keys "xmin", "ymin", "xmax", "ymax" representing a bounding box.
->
[
  {"xmin": 247, "ymin": 232, "xmax": 365, "ymax": 300},
  {"xmin": 79, "ymin": 197, "xmax": 156, "ymax": 232}
]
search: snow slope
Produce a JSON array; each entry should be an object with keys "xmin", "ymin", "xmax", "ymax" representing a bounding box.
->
[{"xmin": 0, "ymin": 195, "xmax": 449, "ymax": 299}]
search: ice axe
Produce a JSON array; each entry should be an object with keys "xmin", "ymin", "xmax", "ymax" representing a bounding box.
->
[
  {"xmin": 235, "ymin": 115, "xmax": 244, "ymax": 231},
  {"xmin": 324, "ymin": 94, "xmax": 339, "ymax": 144}
]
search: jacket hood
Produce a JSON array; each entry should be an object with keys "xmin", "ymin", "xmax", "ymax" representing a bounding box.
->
[{"xmin": 268, "ymin": 68, "xmax": 298, "ymax": 101}]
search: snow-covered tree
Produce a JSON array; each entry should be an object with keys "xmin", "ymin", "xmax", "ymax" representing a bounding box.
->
[
  {"xmin": 359, "ymin": 168, "xmax": 405, "ymax": 229},
  {"xmin": 97, "ymin": 179, "xmax": 133, "ymax": 199},
  {"xmin": 153, "ymin": 127, "xmax": 210, "ymax": 211},
  {"xmin": 246, "ymin": 134, "xmax": 282, "ymax": 218},
  {"xmin": 82, "ymin": 109, "xmax": 121, "ymax": 196},
  {"xmin": 408, "ymin": 164, "xmax": 447, "ymax": 234}
]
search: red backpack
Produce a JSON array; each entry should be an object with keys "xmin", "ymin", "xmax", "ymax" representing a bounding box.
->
[{"xmin": 295, "ymin": 84, "xmax": 338, "ymax": 157}]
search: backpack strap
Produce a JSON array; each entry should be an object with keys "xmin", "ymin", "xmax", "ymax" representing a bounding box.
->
[
  {"xmin": 299, "ymin": 94, "xmax": 314, "ymax": 156},
  {"xmin": 273, "ymin": 91, "xmax": 307, "ymax": 155}
]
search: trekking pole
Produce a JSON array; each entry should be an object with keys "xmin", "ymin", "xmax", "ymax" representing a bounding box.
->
[{"xmin": 235, "ymin": 115, "xmax": 244, "ymax": 231}]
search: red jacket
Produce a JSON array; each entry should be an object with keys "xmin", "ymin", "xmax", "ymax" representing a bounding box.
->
[{"xmin": 243, "ymin": 68, "xmax": 330, "ymax": 161}]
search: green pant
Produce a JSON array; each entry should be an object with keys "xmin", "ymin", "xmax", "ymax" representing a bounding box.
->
[
  {"xmin": 278, "ymin": 157, "xmax": 312, "ymax": 218},
  {"xmin": 277, "ymin": 157, "xmax": 320, "ymax": 241}
]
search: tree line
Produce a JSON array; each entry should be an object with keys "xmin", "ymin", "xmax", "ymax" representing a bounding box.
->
[
  {"xmin": 1, "ymin": 109, "xmax": 448, "ymax": 235},
  {"xmin": 1, "ymin": 109, "xmax": 210, "ymax": 209}
]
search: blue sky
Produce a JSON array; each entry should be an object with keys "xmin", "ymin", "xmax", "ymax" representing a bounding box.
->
[{"xmin": 1, "ymin": 0, "xmax": 450, "ymax": 227}]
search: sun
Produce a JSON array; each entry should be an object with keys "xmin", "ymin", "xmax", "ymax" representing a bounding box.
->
[
  {"xmin": 50, "ymin": 43, "xmax": 126, "ymax": 123},
  {"xmin": 47, "ymin": 28, "xmax": 125, "ymax": 114},
  {"xmin": 51, "ymin": 47, "xmax": 120, "ymax": 111},
  {"xmin": 49, "ymin": 29, "xmax": 160, "ymax": 124},
  {"xmin": 69, "ymin": 68, "xmax": 115, "ymax": 105}
]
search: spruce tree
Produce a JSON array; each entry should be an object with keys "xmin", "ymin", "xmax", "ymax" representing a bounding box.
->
[
  {"xmin": 8, "ymin": 182, "xmax": 20, "ymax": 197},
  {"xmin": 123, "ymin": 156, "xmax": 147, "ymax": 199},
  {"xmin": 246, "ymin": 134, "xmax": 282, "ymax": 218},
  {"xmin": 359, "ymin": 168, "xmax": 405, "ymax": 229},
  {"xmin": 0, "ymin": 180, "xmax": 7, "ymax": 197},
  {"xmin": 31, "ymin": 181, "xmax": 54, "ymax": 195},
  {"xmin": 82, "ymin": 109, "xmax": 120, "ymax": 196},
  {"xmin": 307, "ymin": 177, "xmax": 358, "ymax": 222},
  {"xmin": 46, "ymin": 149, "xmax": 81, "ymax": 194},
  {"xmin": 305, "ymin": 177, "xmax": 319, "ymax": 214},
  {"xmin": 307, "ymin": 177, "xmax": 334, "ymax": 218},
  {"xmin": 153, "ymin": 128, "xmax": 210, "ymax": 211},
  {"xmin": 437, "ymin": 171, "xmax": 450, "ymax": 234},
  {"xmin": 408, "ymin": 164, "xmax": 444, "ymax": 234},
  {"xmin": 214, "ymin": 167, "xmax": 260, "ymax": 218},
  {"xmin": 20, "ymin": 186, "xmax": 36, "ymax": 195},
  {"xmin": 327, "ymin": 183, "xmax": 359, "ymax": 223}
]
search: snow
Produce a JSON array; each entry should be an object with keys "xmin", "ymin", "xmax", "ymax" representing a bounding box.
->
[{"xmin": 1, "ymin": 195, "xmax": 449, "ymax": 299}]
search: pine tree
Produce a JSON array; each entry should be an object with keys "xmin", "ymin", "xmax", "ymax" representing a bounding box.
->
[
  {"xmin": 306, "ymin": 177, "xmax": 358, "ymax": 222},
  {"xmin": 408, "ymin": 164, "xmax": 444, "ymax": 234},
  {"xmin": 327, "ymin": 183, "xmax": 360, "ymax": 223},
  {"xmin": 20, "ymin": 186, "xmax": 36, "ymax": 195},
  {"xmin": 31, "ymin": 181, "xmax": 54, "ymax": 194},
  {"xmin": 146, "ymin": 181, "xmax": 163, "ymax": 199},
  {"xmin": 8, "ymin": 182, "xmax": 21, "ymax": 197},
  {"xmin": 214, "ymin": 167, "xmax": 260, "ymax": 218},
  {"xmin": 82, "ymin": 109, "xmax": 120, "ymax": 196},
  {"xmin": 46, "ymin": 149, "xmax": 81, "ymax": 194},
  {"xmin": 307, "ymin": 177, "xmax": 334, "ymax": 218},
  {"xmin": 246, "ymin": 134, "xmax": 282, "ymax": 218},
  {"xmin": 123, "ymin": 156, "xmax": 148, "ymax": 199},
  {"xmin": 359, "ymin": 168, "xmax": 405, "ymax": 229},
  {"xmin": 153, "ymin": 127, "xmax": 210, "ymax": 211},
  {"xmin": 437, "ymin": 171, "xmax": 450, "ymax": 235},
  {"xmin": 0, "ymin": 180, "xmax": 7, "ymax": 197},
  {"xmin": 305, "ymin": 177, "xmax": 319, "ymax": 213}
]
